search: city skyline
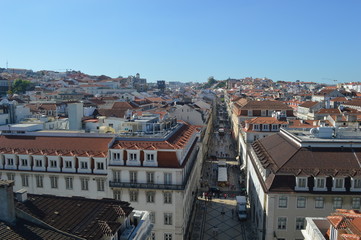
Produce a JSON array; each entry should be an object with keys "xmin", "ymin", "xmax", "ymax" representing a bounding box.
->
[{"xmin": 1, "ymin": 0, "xmax": 360, "ymax": 83}]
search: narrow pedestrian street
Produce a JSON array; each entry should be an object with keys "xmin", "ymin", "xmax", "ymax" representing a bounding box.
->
[{"xmin": 188, "ymin": 99, "xmax": 256, "ymax": 239}]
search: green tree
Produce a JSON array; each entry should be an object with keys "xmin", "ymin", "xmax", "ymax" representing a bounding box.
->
[{"xmin": 12, "ymin": 79, "xmax": 35, "ymax": 94}]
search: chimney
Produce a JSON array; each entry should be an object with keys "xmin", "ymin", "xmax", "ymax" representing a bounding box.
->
[
  {"xmin": 15, "ymin": 188, "xmax": 28, "ymax": 202},
  {"xmin": 0, "ymin": 180, "xmax": 16, "ymax": 225}
]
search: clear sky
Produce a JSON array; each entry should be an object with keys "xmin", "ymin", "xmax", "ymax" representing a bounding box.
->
[{"xmin": 1, "ymin": 0, "xmax": 360, "ymax": 83}]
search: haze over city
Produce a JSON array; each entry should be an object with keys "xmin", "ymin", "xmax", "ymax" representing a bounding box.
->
[{"xmin": 1, "ymin": 0, "xmax": 360, "ymax": 83}]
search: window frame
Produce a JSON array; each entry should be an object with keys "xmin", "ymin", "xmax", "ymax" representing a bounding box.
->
[
  {"xmin": 277, "ymin": 217, "xmax": 287, "ymax": 230},
  {"xmin": 278, "ymin": 196, "xmax": 288, "ymax": 208}
]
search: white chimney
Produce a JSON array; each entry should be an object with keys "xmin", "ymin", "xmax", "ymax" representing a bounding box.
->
[{"xmin": 16, "ymin": 188, "xmax": 28, "ymax": 202}]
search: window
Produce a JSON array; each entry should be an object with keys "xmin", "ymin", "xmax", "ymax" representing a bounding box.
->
[
  {"xmin": 129, "ymin": 153, "xmax": 137, "ymax": 161},
  {"xmin": 65, "ymin": 161, "xmax": 72, "ymax": 168},
  {"xmin": 253, "ymin": 124, "xmax": 260, "ymax": 130},
  {"xmin": 129, "ymin": 190, "xmax": 138, "ymax": 202},
  {"xmin": 315, "ymin": 177, "xmax": 326, "ymax": 190},
  {"xmin": 35, "ymin": 159, "xmax": 42, "ymax": 167},
  {"xmin": 149, "ymin": 232, "xmax": 155, "ymax": 240},
  {"xmin": 80, "ymin": 161, "xmax": 88, "ymax": 169},
  {"xmin": 97, "ymin": 179, "xmax": 105, "ymax": 191},
  {"xmin": 297, "ymin": 197, "xmax": 306, "ymax": 208},
  {"xmin": 130, "ymin": 171, "xmax": 137, "ymax": 183},
  {"xmin": 36, "ymin": 175, "xmax": 43, "ymax": 188},
  {"xmin": 315, "ymin": 197, "xmax": 324, "ymax": 208},
  {"xmin": 21, "ymin": 174, "xmax": 29, "ymax": 187},
  {"xmin": 113, "ymin": 152, "xmax": 121, "ymax": 161},
  {"xmin": 81, "ymin": 178, "xmax": 89, "ymax": 191},
  {"xmin": 50, "ymin": 160, "xmax": 57, "ymax": 168},
  {"xmin": 353, "ymin": 178, "xmax": 361, "ymax": 189},
  {"xmin": 272, "ymin": 124, "xmax": 279, "ymax": 130},
  {"xmin": 333, "ymin": 197, "xmax": 343, "ymax": 209},
  {"xmin": 149, "ymin": 212, "xmax": 155, "ymax": 223},
  {"xmin": 352, "ymin": 198, "xmax": 361, "ymax": 209},
  {"xmin": 164, "ymin": 173, "xmax": 172, "ymax": 185},
  {"xmin": 113, "ymin": 171, "xmax": 121, "ymax": 182},
  {"xmin": 7, "ymin": 158, "xmax": 14, "ymax": 166},
  {"xmin": 146, "ymin": 154, "xmax": 154, "ymax": 161},
  {"xmin": 147, "ymin": 172, "xmax": 154, "ymax": 184},
  {"xmin": 296, "ymin": 217, "xmax": 305, "ymax": 230},
  {"xmin": 278, "ymin": 196, "xmax": 288, "ymax": 208},
  {"xmin": 164, "ymin": 192, "xmax": 172, "ymax": 204},
  {"xmin": 114, "ymin": 190, "xmax": 121, "ymax": 200},
  {"xmin": 65, "ymin": 177, "xmax": 73, "ymax": 190},
  {"xmin": 7, "ymin": 173, "xmax": 15, "ymax": 181},
  {"xmin": 164, "ymin": 213, "xmax": 173, "ymax": 225},
  {"xmin": 21, "ymin": 159, "xmax": 28, "ymax": 166},
  {"xmin": 146, "ymin": 191, "xmax": 155, "ymax": 203},
  {"xmin": 296, "ymin": 177, "xmax": 307, "ymax": 190},
  {"xmin": 97, "ymin": 162, "xmax": 104, "ymax": 170},
  {"xmin": 333, "ymin": 178, "xmax": 344, "ymax": 190},
  {"xmin": 164, "ymin": 233, "xmax": 172, "ymax": 240},
  {"xmin": 50, "ymin": 176, "xmax": 58, "ymax": 188},
  {"xmin": 263, "ymin": 124, "xmax": 269, "ymax": 131},
  {"xmin": 277, "ymin": 217, "xmax": 287, "ymax": 230}
]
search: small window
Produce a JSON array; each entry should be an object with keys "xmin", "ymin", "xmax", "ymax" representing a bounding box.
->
[
  {"xmin": 129, "ymin": 153, "xmax": 137, "ymax": 161},
  {"xmin": 277, "ymin": 217, "xmax": 287, "ymax": 230},
  {"xmin": 164, "ymin": 213, "xmax": 173, "ymax": 225},
  {"xmin": 354, "ymin": 179, "xmax": 361, "ymax": 189},
  {"xmin": 295, "ymin": 217, "xmax": 305, "ymax": 230},
  {"xmin": 296, "ymin": 177, "xmax": 308, "ymax": 190},
  {"xmin": 35, "ymin": 159, "xmax": 42, "ymax": 167},
  {"xmin": 97, "ymin": 162, "xmax": 104, "ymax": 170},
  {"xmin": 81, "ymin": 178, "xmax": 89, "ymax": 191},
  {"xmin": 7, "ymin": 158, "xmax": 14, "ymax": 166},
  {"xmin": 130, "ymin": 171, "xmax": 137, "ymax": 183},
  {"xmin": 164, "ymin": 173, "xmax": 172, "ymax": 185},
  {"xmin": 21, "ymin": 159, "xmax": 28, "ymax": 166},
  {"xmin": 97, "ymin": 179, "xmax": 105, "ymax": 191},
  {"xmin": 50, "ymin": 176, "xmax": 58, "ymax": 188},
  {"xmin": 36, "ymin": 175, "xmax": 43, "ymax": 188},
  {"xmin": 315, "ymin": 197, "xmax": 324, "ymax": 208},
  {"xmin": 114, "ymin": 190, "xmax": 121, "ymax": 200},
  {"xmin": 147, "ymin": 154, "xmax": 155, "ymax": 161},
  {"xmin": 333, "ymin": 197, "xmax": 343, "ymax": 209},
  {"xmin": 352, "ymin": 198, "xmax": 361, "ymax": 209},
  {"xmin": 263, "ymin": 124, "xmax": 269, "ymax": 131},
  {"xmin": 81, "ymin": 161, "xmax": 88, "ymax": 169},
  {"xmin": 65, "ymin": 177, "xmax": 73, "ymax": 190},
  {"xmin": 314, "ymin": 177, "xmax": 326, "ymax": 190},
  {"xmin": 279, "ymin": 196, "xmax": 288, "ymax": 208},
  {"xmin": 7, "ymin": 173, "xmax": 15, "ymax": 180},
  {"xmin": 50, "ymin": 160, "xmax": 57, "ymax": 168},
  {"xmin": 129, "ymin": 190, "xmax": 138, "ymax": 202},
  {"xmin": 297, "ymin": 197, "xmax": 306, "ymax": 208},
  {"xmin": 146, "ymin": 191, "xmax": 155, "ymax": 203},
  {"xmin": 147, "ymin": 172, "xmax": 154, "ymax": 184},
  {"xmin": 164, "ymin": 233, "xmax": 172, "ymax": 240},
  {"xmin": 21, "ymin": 174, "xmax": 29, "ymax": 187},
  {"xmin": 65, "ymin": 161, "xmax": 72, "ymax": 168},
  {"xmin": 113, "ymin": 171, "xmax": 121, "ymax": 182},
  {"xmin": 164, "ymin": 192, "xmax": 172, "ymax": 204},
  {"xmin": 253, "ymin": 124, "xmax": 260, "ymax": 130}
]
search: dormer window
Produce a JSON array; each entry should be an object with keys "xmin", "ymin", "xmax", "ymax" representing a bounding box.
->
[
  {"xmin": 351, "ymin": 178, "xmax": 361, "ymax": 192},
  {"xmin": 35, "ymin": 159, "xmax": 42, "ymax": 167},
  {"xmin": 272, "ymin": 124, "xmax": 279, "ymax": 131},
  {"xmin": 253, "ymin": 124, "xmax": 260, "ymax": 131},
  {"xmin": 113, "ymin": 152, "xmax": 121, "ymax": 161},
  {"xmin": 7, "ymin": 158, "xmax": 14, "ymax": 166},
  {"xmin": 146, "ymin": 154, "xmax": 154, "ymax": 161},
  {"xmin": 333, "ymin": 177, "xmax": 345, "ymax": 191},
  {"xmin": 129, "ymin": 153, "xmax": 137, "ymax": 161},
  {"xmin": 262, "ymin": 124, "xmax": 269, "ymax": 131},
  {"xmin": 314, "ymin": 177, "xmax": 327, "ymax": 191},
  {"xmin": 295, "ymin": 177, "xmax": 308, "ymax": 191}
]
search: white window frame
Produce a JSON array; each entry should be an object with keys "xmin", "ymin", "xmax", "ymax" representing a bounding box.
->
[
  {"xmin": 272, "ymin": 124, "xmax": 279, "ymax": 131},
  {"xmin": 97, "ymin": 178, "xmax": 105, "ymax": 191},
  {"xmin": 315, "ymin": 197, "xmax": 324, "ymax": 209},
  {"xmin": 253, "ymin": 124, "xmax": 260, "ymax": 131},
  {"xmin": 314, "ymin": 177, "xmax": 327, "ymax": 191},
  {"xmin": 21, "ymin": 174, "xmax": 29, "ymax": 187},
  {"xmin": 65, "ymin": 177, "xmax": 73, "ymax": 190},
  {"xmin": 278, "ymin": 196, "xmax": 288, "ymax": 208},
  {"xmin": 97, "ymin": 162, "xmax": 104, "ymax": 170},
  {"xmin": 351, "ymin": 178, "xmax": 361, "ymax": 191},
  {"xmin": 332, "ymin": 177, "xmax": 345, "ymax": 191},
  {"xmin": 262, "ymin": 124, "xmax": 269, "ymax": 131},
  {"xmin": 164, "ymin": 173, "xmax": 172, "ymax": 185},
  {"xmin": 164, "ymin": 192, "xmax": 172, "ymax": 204},
  {"xmin": 147, "ymin": 172, "xmax": 154, "ymax": 184},
  {"xmin": 7, "ymin": 173, "xmax": 15, "ymax": 180},
  {"xmin": 297, "ymin": 197, "xmax": 306, "ymax": 208},
  {"xmin": 80, "ymin": 178, "xmax": 89, "ymax": 191},
  {"xmin": 277, "ymin": 217, "xmax": 287, "ymax": 230},
  {"xmin": 333, "ymin": 197, "xmax": 343, "ymax": 209},
  {"xmin": 146, "ymin": 191, "xmax": 155, "ymax": 203},
  {"xmin": 164, "ymin": 213, "xmax": 173, "ymax": 225},
  {"xmin": 35, "ymin": 159, "xmax": 42, "ymax": 167},
  {"xmin": 65, "ymin": 160, "xmax": 72, "ymax": 168},
  {"xmin": 129, "ymin": 190, "xmax": 138, "ymax": 202},
  {"xmin": 50, "ymin": 160, "xmax": 57, "ymax": 168},
  {"xmin": 21, "ymin": 159, "xmax": 28, "ymax": 166},
  {"xmin": 352, "ymin": 197, "xmax": 361, "ymax": 209},
  {"xmin": 80, "ymin": 161, "xmax": 88, "ymax": 169},
  {"xmin": 295, "ymin": 177, "xmax": 308, "ymax": 191},
  {"xmin": 130, "ymin": 171, "xmax": 137, "ymax": 183},
  {"xmin": 50, "ymin": 176, "xmax": 58, "ymax": 189},
  {"xmin": 114, "ymin": 190, "xmax": 121, "ymax": 200},
  {"xmin": 113, "ymin": 170, "xmax": 121, "ymax": 182},
  {"xmin": 295, "ymin": 217, "xmax": 305, "ymax": 230},
  {"xmin": 36, "ymin": 175, "xmax": 43, "ymax": 188}
]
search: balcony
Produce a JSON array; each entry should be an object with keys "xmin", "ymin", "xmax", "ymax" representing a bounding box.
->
[{"xmin": 109, "ymin": 181, "xmax": 184, "ymax": 190}]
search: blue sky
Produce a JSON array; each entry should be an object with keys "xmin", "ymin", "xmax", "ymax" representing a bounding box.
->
[{"xmin": 1, "ymin": 0, "xmax": 360, "ymax": 83}]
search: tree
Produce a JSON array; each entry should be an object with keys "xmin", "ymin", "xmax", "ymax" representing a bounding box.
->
[{"xmin": 12, "ymin": 79, "xmax": 35, "ymax": 94}]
